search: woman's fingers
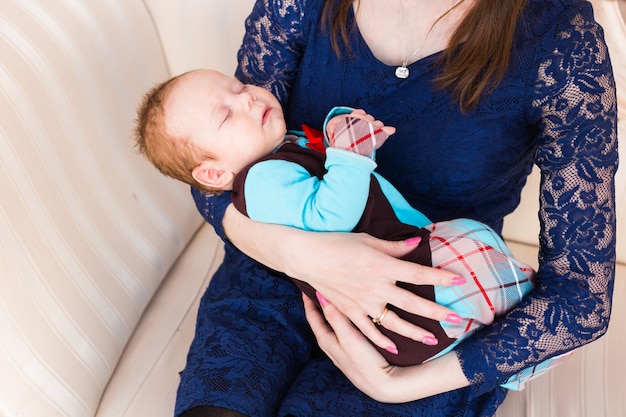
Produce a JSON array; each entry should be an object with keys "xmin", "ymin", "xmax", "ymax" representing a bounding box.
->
[
  {"xmin": 371, "ymin": 308, "xmax": 439, "ymax": 346},
  {"xmin": 352, "ymin": 311, "xmax": 399, "ymax": 354},
  {"xmin": 314, "ymin": 292, "xmax": 399, "ymax": 354},
  {"xmin": 318, "ymin": 289, "xmax": 453, "ymax": 351},
  {"xmin": 352, "ymin": 298, "xmax": 451, "ymax": 348},
  {"xmin": 357, "ymin": 235, "xmax": 466, "ymax": 316},
  {"xmin": 383, "ymin": 281, "xmax": 463, "ymax": 326},
  {"xmin": 365, "ymin": 236, "xmax": 463, "ymax": 285},
  {"xmin": 304, "ymin": 293, "xmax": 336, "ymax": 341},
  {"xmin": 304, "ymin": 293, "xmax": 391, "ymax": 369},
  {"xmin": 289, "ymin": 231, "xmax": 466, "ymax": 343}
]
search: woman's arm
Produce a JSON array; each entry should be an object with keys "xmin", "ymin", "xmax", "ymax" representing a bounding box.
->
[
  {"xmin": 234, "ymin": 0, "xmax": 305, "ymax": 104},
  {"xmin": 455, "ymin": 5, "xmax": 618, "ymax": 395},
  {"xmin": 296, "ymin": 4, "xmax": 617, "ymax": 400},
  {"xmin": 223, "ymin": 205, "xmax": 464, "ymax": 348}
]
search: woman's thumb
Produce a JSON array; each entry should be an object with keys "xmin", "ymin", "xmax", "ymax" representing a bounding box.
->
[{"xmin": 373, "ymin": 236, "xmax": 423, "ymax": 258}]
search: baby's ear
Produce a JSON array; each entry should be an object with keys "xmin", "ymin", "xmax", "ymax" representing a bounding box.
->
[{"xmin": 191, "ymin": 161, "xmax": 234, "ymax": 190}]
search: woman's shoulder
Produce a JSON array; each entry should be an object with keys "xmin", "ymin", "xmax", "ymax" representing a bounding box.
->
[
  {"xmin": 250, "ymin": 0, "xmax": 326, "ymax": 26},
  {"xmin": 525, "ymin": 0, "xmax": 593, "ymax": 14},
  {"xmin": 516, "ymin": 0, "xmax": 605, "ymax": 67},
  {"xmin": 523, "ymin": 0, "xmax": 598, "ymax": 32}
]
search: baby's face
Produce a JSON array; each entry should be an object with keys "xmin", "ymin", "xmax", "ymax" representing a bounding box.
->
[{"xmin": 164, "ymin": 69, "xmax": 286, "ymax": 174}]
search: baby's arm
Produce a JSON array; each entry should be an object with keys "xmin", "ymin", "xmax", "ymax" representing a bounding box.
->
[
  {"xmin": 243, "ymin": 148, "xmax": 376, "ymax": 232},
  {"xmin": 238, "ymin": 109, "xmax": 397, "ymax": 232}
]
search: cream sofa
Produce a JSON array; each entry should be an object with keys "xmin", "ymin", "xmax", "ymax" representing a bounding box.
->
[{"xmin": 0, "ymin": 1, "xmax": 623, "ymax": 417}]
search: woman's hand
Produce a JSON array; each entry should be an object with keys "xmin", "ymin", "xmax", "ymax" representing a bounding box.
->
[
  {"xmin": 224, "ymin": 205, "xmax": 465, "ymax": 352},
  {"xmin": 303, "ymin": 293, "xmax": 469, "ymax": 403}
]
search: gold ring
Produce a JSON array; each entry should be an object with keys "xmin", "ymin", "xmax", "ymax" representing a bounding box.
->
[{"xmin": 372, "ymin": 306, "xmax": 389, "ymax": 325}]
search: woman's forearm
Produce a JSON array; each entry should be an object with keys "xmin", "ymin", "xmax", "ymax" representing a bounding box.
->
[
  {"xmin": 222, "ymin": 203, "xmax": 305, "ymax": 274},
  {"xmin": 223, "ymin": 203, "xmax": 465, "ymax": 350},
  {"xmin": 390, "ymin": 352, "xmax": 469, "ymax": 402}
]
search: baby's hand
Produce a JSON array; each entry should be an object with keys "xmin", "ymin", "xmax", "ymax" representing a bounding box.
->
[{"xmin": 326, "ymin": 109, "xmax": 396, "ymax": 157}]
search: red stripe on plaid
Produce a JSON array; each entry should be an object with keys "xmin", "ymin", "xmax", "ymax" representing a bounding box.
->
[
  {"xmin": 329, "ymin": 115, "xmax": 389, "ymax": 156},
  {"xmin": 425, "ymin": 219, "xmax": 535, "ymax": 340},
  {"xmin": 349, "ymin": 127, "xmax": 384, "ymax": 149},
  {"xmin": 431, "ymin": 235, "xmax": 496, "ymax": 313},
  {"xmin": 344, "ymin": 117, "xmax": 384, "ymax": 150}
]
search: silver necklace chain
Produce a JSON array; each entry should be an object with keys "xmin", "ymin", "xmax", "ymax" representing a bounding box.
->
[
  {"xmin": 395, "ymin": 0, "xmax": 461, "ymax": 79},
  {"xmin": 395, "ymin": 28, "xmax": 435, "ymax": 79}
]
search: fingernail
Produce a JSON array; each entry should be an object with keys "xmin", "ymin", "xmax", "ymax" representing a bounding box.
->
[
  {"xmin": 445, "ymin": 313, "xmax": 463, "ymax": 324},
  {"xmin": 316, "ymin": 291, "xmax": 329, "ymax": 307},
  {"xmin": 423, "ymin": 336, "xmax": 439, "ymax": 346},
  {"xmin": 450, "ymin": 276, "xmax": 467, "ymax": 285},
  {"xmin": 385, "ymin": 346, "xmax": 399, "ymax": 355},
  {"xmin": 404, "ymin": 236, "xmax": 422, "ymax": 246}
]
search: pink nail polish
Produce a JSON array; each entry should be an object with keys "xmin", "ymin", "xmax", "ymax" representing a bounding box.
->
[
  {"xmin": 422, "ymin": 336, "xmax": 439, "ymax": 346},
  {"xmin": 405, "ymin": 236, "xmax": 422, "ymax": 246},
  {"xmin": 385, "ymin": 346, "xmax": 399, "ymax": 355},
  {"xmin": 316, "ymin": 291, "xmax": 329, "ymax": 307},
  {"xmin": 450, "ymin": 276, "xmax": 467, "ymax": 285},
  {"xmin": 445, "ymin": 313, "xmax": 463, "ymax": 324}
]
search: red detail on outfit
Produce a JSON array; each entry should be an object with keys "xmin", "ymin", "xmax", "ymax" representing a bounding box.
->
[{"xmin": 302, "ymin": 124, "xmax": 326, "ymax": 154}]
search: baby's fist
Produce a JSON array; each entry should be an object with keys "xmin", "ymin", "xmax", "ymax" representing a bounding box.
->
[{"xmin": 326, "ymin": 115, "xmax": 393, "ymax": 158}]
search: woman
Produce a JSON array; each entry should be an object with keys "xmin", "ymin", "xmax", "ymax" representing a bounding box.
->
[{"xmin": 175, "ymin": 0, "xmax": 618, "ymax": 416}]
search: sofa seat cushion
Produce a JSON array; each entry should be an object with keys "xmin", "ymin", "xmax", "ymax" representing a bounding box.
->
[
  {"xmin": 0, "ymin": 1, "xmax": 202, "ymax": 415},
  {"xmin": 97, "ymin": 224, "xmax": 224, "ymax": 417}
]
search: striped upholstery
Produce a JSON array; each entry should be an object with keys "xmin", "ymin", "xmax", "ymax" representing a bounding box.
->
[
  {"xmin": 0, "ymin": 1, "xmax": 624, "ymax": 417},
  {"xmin": 0, "ymin": 1, "xmax": 208, "ymax": 416}
]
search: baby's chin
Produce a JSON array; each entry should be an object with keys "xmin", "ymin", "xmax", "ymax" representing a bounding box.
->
[{"xmin": 273, "ymin": 134, "xmax": 286, "ymax": 148}]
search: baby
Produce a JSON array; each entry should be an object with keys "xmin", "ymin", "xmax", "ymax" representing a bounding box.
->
[{"xmin": 135, "ymin": 69, "xmax": 536, "ymax": 375}]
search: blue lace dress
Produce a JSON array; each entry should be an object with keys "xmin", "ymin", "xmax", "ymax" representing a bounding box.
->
[{"xmin": 175, "ymin": 0, "xmax": 618, "ymax": 416}]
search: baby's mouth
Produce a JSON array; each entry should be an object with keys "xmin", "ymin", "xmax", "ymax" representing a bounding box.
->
[{"xmin": 262, "ymin": 107, "xmax": 272, "ymax": 126}]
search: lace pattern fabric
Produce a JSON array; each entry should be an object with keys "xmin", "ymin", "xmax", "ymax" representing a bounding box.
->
[
  {"xmin": 181, "ymin": 0, "xmax": 617, "ymax": 415},
  {"xmin": 235, "ymin": 0, "xmax": 305, "ymax": 103},
  {"xmin": 456, "ymin": 6, "xmax": 617, "ymax": 394}
]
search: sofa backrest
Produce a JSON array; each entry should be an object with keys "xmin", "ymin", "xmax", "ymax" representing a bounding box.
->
[
  {"xmin": 143, "ymin": 0, "xmax": 252, "ymax": 76},
  {"xmin": 0, "ymin": 1, "xmax": 201, "ymax": 415}
]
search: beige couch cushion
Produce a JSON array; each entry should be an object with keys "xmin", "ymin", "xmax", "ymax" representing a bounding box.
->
[
  {"xmin": 0, "ymin": 1, "xmax": 203, "ymax": 415},
  {"xmin": 143, "ymin": 0, "xmax": 254, "ymax": 77},
  {"xmin": 96, "ymin": 224, "xmax": 223, "ymax": 417}
]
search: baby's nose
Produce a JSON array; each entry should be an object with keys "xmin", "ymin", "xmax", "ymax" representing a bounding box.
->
[
  {"xmin": 238, "ymin": 92, "xmax": 257, "ymax": 111},
  {"xmin": 243, "ymin": 90, "xmax": 255, "ymax": 103}
]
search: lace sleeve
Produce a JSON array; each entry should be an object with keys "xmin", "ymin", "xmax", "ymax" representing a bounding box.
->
[
  {"xmin": 456, "ymin": 9, "xmax": 618, "ymax": 395},
  {"xmin": 235, "ymin": 0, "xmax": 306, "ymax": 105}
]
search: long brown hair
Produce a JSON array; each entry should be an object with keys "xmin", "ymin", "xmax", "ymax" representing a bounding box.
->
[{"xmin": 321, "ymin": 0, "xmax": 528, "ymax": 112}]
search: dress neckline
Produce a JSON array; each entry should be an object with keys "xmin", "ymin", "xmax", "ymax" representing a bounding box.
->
[{"xmin": 347, "ymin": 4, "xmax": 448, "ymax": 74}]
